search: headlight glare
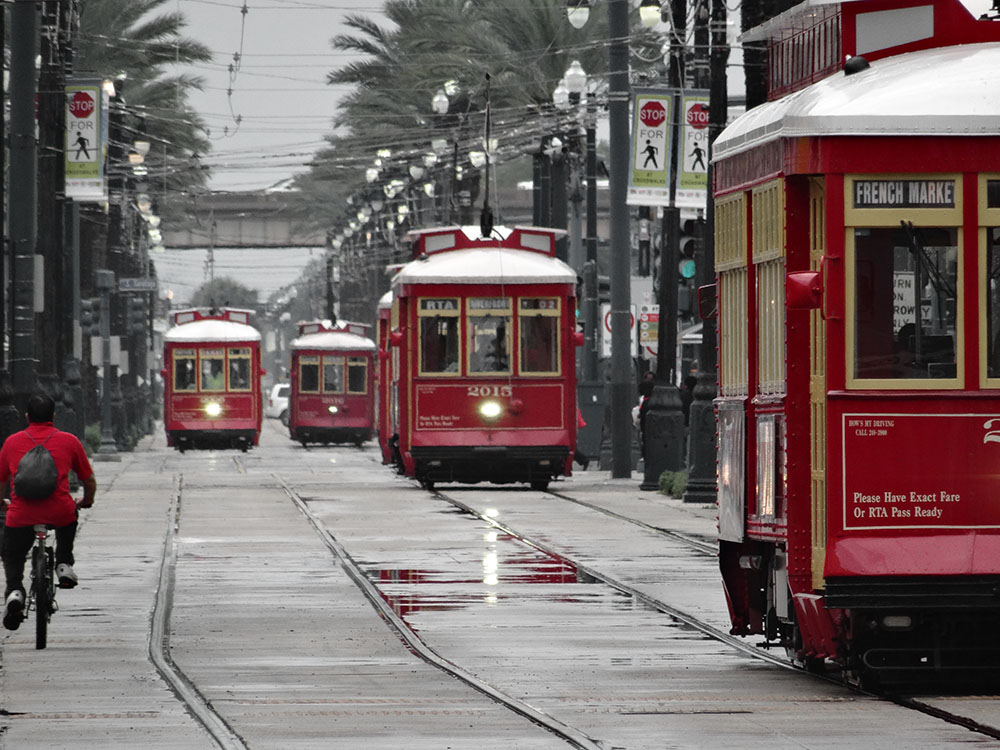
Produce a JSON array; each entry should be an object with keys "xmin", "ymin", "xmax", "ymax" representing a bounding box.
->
[
  {"xmin": 478, "ymin": 400, "xmax": 503, "ymax": 420},
  {"xmin": 328, "ymin": 405, "xmax": 339, "ymax": 414},
  {"xmin": 204, "ymin": 401, "xmax": 222, "ymax": 417}
]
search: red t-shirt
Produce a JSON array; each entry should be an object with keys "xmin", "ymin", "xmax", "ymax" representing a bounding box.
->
[{"xmin": 0, "ymin": 422, "xmax": 94, "ymax": 528}]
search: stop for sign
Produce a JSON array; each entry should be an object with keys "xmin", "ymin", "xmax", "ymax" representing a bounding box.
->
[
  {"xmin": 686, "ymin": 102, "xmax": 709, "ymax": 129},
  {"xmin": 69, "ymin": 90, "xmax": 95, "ymax": 119},
  {"xmin": 640, "ymin": 100, "xmax": 666, "ymax": 128}
]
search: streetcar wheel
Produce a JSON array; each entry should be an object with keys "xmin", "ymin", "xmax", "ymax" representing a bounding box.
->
[
  {"xmin": 33, "ymin": 549, "xmax": 49, "ymax": 650},
  {"xmin": 530, "ymin": 480, "xmax": 550, "ymax": 491}
]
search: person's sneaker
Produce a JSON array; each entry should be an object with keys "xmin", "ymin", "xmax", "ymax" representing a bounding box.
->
[
  {"xmin": 3, "ymin": 591, "xmax": 24, "ymax": 630},
  {"xmin": 56, "ymin": 563, "xmax": 78, "ymax": 589}
]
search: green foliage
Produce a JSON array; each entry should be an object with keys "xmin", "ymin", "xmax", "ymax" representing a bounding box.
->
[
  {"xmin": 659, "ymin": 470, "xmax": 687, "ymax": 498},
  {"xmin": 83, "ymin": 423, "xmax": 102, "ymax": 457}
]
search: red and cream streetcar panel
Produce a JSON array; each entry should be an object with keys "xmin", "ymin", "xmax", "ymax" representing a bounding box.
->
[
  {"xmin": 162, "ymin": 308, "xmax": 264, "ymax": 452},
  {"xmin": 288, "ymin": 320, "xmax": 376, "ymax": 446},
  {"xmin": 376, "ymin": 291, "xmax": 395, "ymax": 464},
  {"xmin": 710, "ymin": 0, "xmax": 1000, "ymax": 686},
  {"xmin": 389, "ymin": 225, "xmax": 580, "ymax": 490}
]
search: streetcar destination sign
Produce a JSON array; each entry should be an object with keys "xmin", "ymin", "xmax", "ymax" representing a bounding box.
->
[{"xmin": 853, "ymin": 179, "xmax": 955, "ymax": 208}]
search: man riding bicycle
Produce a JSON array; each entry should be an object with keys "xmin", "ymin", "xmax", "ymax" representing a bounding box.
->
[{"xmin": 1, "ymin": 393, "xmax": 96, "ymax": 630}]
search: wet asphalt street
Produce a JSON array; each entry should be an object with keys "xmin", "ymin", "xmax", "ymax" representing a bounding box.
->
[{"xmin": 1, "ymin": 419, "xmax": 998, "ymax": 749}]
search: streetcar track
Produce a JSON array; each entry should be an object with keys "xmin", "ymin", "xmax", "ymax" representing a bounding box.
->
[
  {"xmin": 434, "ymin": 486, "xmax": 1000, "ymax": 742},
  {"xmin": 546, "ymin": 489, "xmax": 718, "ymax": 555},
  {"xmin": 275, "ymin": 474, "xmax": 607, "ymax": 750},
  {"xmin": 150, "ymin": 474, "xmax": 249, "ymax": 750}
]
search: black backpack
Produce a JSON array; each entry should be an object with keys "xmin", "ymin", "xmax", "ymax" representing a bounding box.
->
[{"xmin": 14, "ymin": 433, "xmax": 59, "ymax": 499}]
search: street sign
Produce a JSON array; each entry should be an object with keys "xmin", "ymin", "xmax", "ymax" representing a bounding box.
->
[{"xmin": 118, "ymin": 277, "xmax": 157, "ymax": 292}]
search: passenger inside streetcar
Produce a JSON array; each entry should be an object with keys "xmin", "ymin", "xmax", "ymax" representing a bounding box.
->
[{"xmin": 202, "ymin": 360, "xmax": 225, "ymax": 390}]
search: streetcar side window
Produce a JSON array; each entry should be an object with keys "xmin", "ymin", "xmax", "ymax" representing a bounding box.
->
[
  {"xmin": 468, "ymin": 298, "xmax": 511, "ymax": 375},
  {"xmin": 173, "ymin": 350, "xmax": 197, "ymax": 392},
  {"xmin": 519, "ymin": 298, "xmax": 560, "ymax": 375},
  {"xmin": 228, "ymin": 347, "xmax": 251, "ymax": 391},
  {"xmin": 347, "ymin": 357, "xmax": 367, "ymax": 394},
  {"xmin": 418, "ymin": 297, "xmax": 460, "ymax": 375},
  {"xmin": 200, "ymin": 350, "xmax": 226, "ymax": 391},
  {"xmin": 853, "ymin": 226, "xmax": 957, "ymax": 380},
  {"xmin": 988, "ymin": 226, "xmax": 1000, "ymax": 379},
  {"xmin": 323, "ymin": 356, "xmax": 345, "ymax": 393},
  {"xmin": 300, "ymin": 355, "xmax": 320, "ymax": 393}
]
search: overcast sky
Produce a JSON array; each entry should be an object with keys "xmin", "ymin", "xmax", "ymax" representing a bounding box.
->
[{"xmin": 175, "ymin": 0, "xmax": 385, "ymax": 192}]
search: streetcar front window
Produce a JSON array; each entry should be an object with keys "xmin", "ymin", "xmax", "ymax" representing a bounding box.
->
[
  {"xmin": 300, "ymin": 356, "xmax": 320, "ymax": 393},
  {"xmin": 520, "ymin": 316, "xmax": 558, "ymax": 373},
  {"xmin": 347, "ymin": 357, "xmax": 367, "ymax": 393},
  {"xmin": 986, "ymin": 204, "xmax": 1000, "ymax": 379},
  {"xmin": 174, "ymin": 350, "xmax": 196, "ymax": 392},
  {"xmin": 228, "ymin": 348, "xmax": 251, "ymax": 391},
  {"xmin": 419, "ymin": 316, "xmax": 459, "ymax": 373},
  {"xmin": 323, "ymin": 357, "xmax": 345, "ymax": 393},
  {"xmin": 200, "ymin": 350, "xmax": 226, "ymax": 391},
  {"xmin": 468, "ymin": 298, "xmax": 512, "ymax": 375},
  {"xmin": 853, "ymin": 225, "xmax": 957, "ymax": 380}
]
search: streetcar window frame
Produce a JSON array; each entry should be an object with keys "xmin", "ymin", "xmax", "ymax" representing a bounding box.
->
[
  {"xmin": 172, "ymin": 349, "xmax": 197, "ymax": 392},
  {"xmin": 228, "ymin": 347, "xmax": 252, "ymax": 392},
  {"xmin": 518, "ymin": 297, "xmax": 561, "ymax": 376},
  {"xmin": 299, "ymin": 355, "xmax": 321, "ymax": 393},
  {"xmin": 347, "ymin": 356, "xmax": 368, "ymax": 394},
  {"xmin": 467, "ymin": 297, "xmax": 512, "ymax": 376},
  {"xmin": 200, "ymin": 348, "xmax": 226, "ymax": 392},
  {"xmin": 980, "ymin": 175, "xmax": 1000, "ymax": 388},
  {"xmin": 844, "ymin": 174, "xmax": 964, "ymax": 391},
  {"xmin": 322, "ymin": 356, "xmax": 345, "ymax": 394},
  {"xmin": 417, "ymin": 297, "xmax": 461, "ymax": 376}
]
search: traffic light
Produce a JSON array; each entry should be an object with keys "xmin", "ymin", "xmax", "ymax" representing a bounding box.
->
[
  {"xmin": 127, "ymin": 296, "xmax": 147, "ymax": 335},
  {"xmin": 80, "ymin": 297, "xmax": 101, "ymax": 336},
  {"xmin": 677, "ymin": 218, "xmax": 704, "ymax": 320}
]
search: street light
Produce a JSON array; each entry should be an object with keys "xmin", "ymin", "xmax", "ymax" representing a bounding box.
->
[
  {"xmin": 639, "ymin": 0, "xmax": 662, "ymax": 27},
  {"xmin": 566, "ymin": 0, "xmax": 591, "ymax": 28}
]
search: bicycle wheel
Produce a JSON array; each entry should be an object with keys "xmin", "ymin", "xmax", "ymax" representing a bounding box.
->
[{"xmin": 32, "ymin": 545, "xmax": 50, "ymax": 650}]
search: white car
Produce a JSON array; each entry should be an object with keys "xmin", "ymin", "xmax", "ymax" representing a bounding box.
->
[{"xmin": 265, "ymin": 383, "xmax": 290, "ymax": 425}]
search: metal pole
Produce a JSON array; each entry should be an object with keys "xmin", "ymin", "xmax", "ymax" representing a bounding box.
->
[
  {"xmin": 607, "ymin": 0, "xmax": 634, "ymax": 478},
  {"xmin": 683, "ymin": 0, "xmax": 727, "ymax": 503},
  {"xmin": 95, "ymin": 269, "xmax": 120, "ymax": 459},
  {"xmin": 9, "ymin": 0, "xmax": 38, "ymax": 406},
  {"xmin": 583, "ymin": 93, "xmax": 600, "ymax": 384}
]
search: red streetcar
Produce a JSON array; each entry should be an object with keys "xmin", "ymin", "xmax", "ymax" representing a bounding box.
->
[
  {"xmin": 710, "ymin": 0, "xmax": 1000, "ymax": 685},
  {"xmin": 387, "ymin": 225, "xmax": 581, "ymax": 490},
  {"xmin": 162, "ymin": 308, "xmax": 264, "ymax": 452},
  {"xmin": 376, "ymin": 291, "xmax": 395, "ymax": 464},
  {"xmin": 288, "ymin": 320, "xmax": 376, "ymax": 446}
]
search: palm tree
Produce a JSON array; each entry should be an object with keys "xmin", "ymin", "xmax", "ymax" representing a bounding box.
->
[{"xmin": 72, "ymin": 0, "xmax": 213, "ymax": 197}]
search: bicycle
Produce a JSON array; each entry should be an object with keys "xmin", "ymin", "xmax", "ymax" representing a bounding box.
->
[{"xmin": 28, "ymin": 524, "xmax": 57, "ymax": 650}]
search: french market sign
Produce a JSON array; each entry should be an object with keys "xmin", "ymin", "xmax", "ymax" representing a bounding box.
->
[{"xmin": 853, "ymin": 179, "xmax": 955, "ymax": 209}]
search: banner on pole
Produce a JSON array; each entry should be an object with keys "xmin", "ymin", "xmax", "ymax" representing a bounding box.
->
[
  {"xmin": 676, "ymin": 90, "xmax": 710, "ymax": 210},
  {"xmin": 65, "ymin": 78, "xmax": 108, "ymax": 202},
  {"xmin": 627, "ymin": 88, "xmax": 673, "ymax": 207}
]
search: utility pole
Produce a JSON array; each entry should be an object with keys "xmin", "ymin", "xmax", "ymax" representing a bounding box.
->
[
  {"xmin": 607, "ymin": 0, "xmax": 634, "ymax": 478},
  {"xmin": 683, "ymin": 0, "xmax": 728, "ymax": 503},
  {"xmin": 640, "ymin": 0, "xmax": 689, "ymax": 490},
  {"xmin": 9, "ymin": 1, "xmax": 39, "ymax": 416}
]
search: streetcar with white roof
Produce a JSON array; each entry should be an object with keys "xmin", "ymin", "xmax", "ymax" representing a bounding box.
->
[
  {"xmin": 386, "ymin": 225, "xmax": 581, "ymax": 490},
  {"xmin": 288, "ymin": 319, "xmax": 376, "ymax": 446},
  {"xmin": 162, "ymin": 307, "xmax": 264, "ymax": 452}
]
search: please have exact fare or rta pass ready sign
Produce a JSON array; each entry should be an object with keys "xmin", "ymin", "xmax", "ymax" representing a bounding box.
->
[{"xmin": 842, "ymin": 413, "xmax": 1000, "ymax": 529}]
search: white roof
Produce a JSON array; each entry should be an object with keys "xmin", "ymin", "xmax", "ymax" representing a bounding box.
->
[
  {"xmin": 377, "ymin": 290, "xmax": 393, "ymax": 309},
  {"xmin": 393, "ymin": 247, "xmax": 577, "ymax": 286},
  {"xmin": 290, "ymin": 330, "xmax": 376, "ymax": 352},
  {"xmin": 713, "ymin": 43, "xmax": 1000, "ymax": 161},
  {"xmin": 164, "ymin": 318, "xmax": 261, "ymax": 343}
]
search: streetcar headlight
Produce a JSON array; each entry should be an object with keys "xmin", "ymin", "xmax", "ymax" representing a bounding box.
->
[
  {"xmin": 203, "ymin": 401, "xmax": 222, "ymax": 417},
  {"xmin": 328, "ymin": 405, "xmax": 339, "ymax": 414},
  {"xmin": 478, "ymin": 400, "xmax": 503, "ymax": 421}
]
